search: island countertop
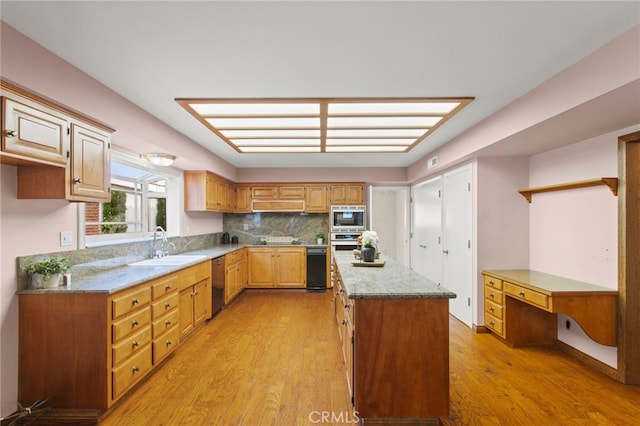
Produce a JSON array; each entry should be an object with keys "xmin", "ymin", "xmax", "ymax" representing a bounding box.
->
[{"xmin": 332, "ymin": 251, "xmax": 456, "ymax": 300}]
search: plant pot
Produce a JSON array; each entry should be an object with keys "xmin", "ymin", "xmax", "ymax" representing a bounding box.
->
[
  {"xmin": 317, "ymin": 238, "xmax": 323, "ymax": 245},
  {"xmin": 32, "ymin": 273, "xmax": 62, "ymax": 289},
  {"xmin": 361, "ymin": 246, "xmax": 376, "ymax": 262}
]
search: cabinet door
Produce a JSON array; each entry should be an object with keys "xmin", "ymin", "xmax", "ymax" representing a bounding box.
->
[
  {"xmin": 179, "ymin": 287, "xmax": 195, "ymax": 339},
  {"xmin": 329, "ymin": 185, "xmax": 347, "ymax": 205},
  {"xmin": 69, "ymin": 122, "xmax": 110, "ymax": 201},
  {"xmin": 225, "ymin": 264, "xmax": 238, "ymax": 304},
  {"xmin": 215, "ymin": 179, "xmax": 226, "ymax": 210},
  {"xmin": 276, "ymin": 248, "xmax": 306, "ymax": 288},
  {"xmin": 205, "ymin": 173, "xmax": 217, "ymax": 210},
  {"xmin": 278, "ymin": 185, "xmax": 305, "ymax": 199},
  {"xmin": 305, "ymin": 185, "xmax": 328, "ymax": 212},
  {"xmin": 2, "ymin": 96, "xmax": 69, "ymax": 166},
  {"xmin": 346, "ymin": 184, "xmax": 364, "ymax": 205},
  {"xmin": 193, "ymin": 279, "xmax": 210, "ymax": 326},
  {"xmin": 226, "ymin": 183, "xmax": 236, "ymax": 211},
  {"xmin": 235, "ymin": 185, "xmax": 251, "ymax": 213},
  {"xmin": 251, "ymin": 185, "xmax": 278, "ymax": 199},
  {"xmin": 247, "ymin": 248, "xmax": 276, "ymax": 287}
]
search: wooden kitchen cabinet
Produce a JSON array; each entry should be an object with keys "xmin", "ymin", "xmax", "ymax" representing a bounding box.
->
[
  {"xmin": 247, "ymin": 246, "xmax": 306, "ymax": 288},
  {"xmin": 2, "ymin": 81, "xmax": 113, "ymax": 202},
  {"xmin": 224, "ymin": 248, "xmax": 247, "ymax": 304},
  {"xmin": 178, "ymin": 261, "xmax": 213, "ymax": 340},
  {"xmin": 18, "ymin": 260, "xmax": 213, "ymax": 422},
  {"xmin": 184, "ymin": 170, "xmax": 235, "ymax": 212},
  {"xmin": 329, "ymin": 183, "xmax": 365, "ymax": 205},
  {"xmin": 1, "ymin": 93, "xmax": 69, "ymax": 166},
  {"xmin": 235, "ymin": 184, "xmax": 251, "ymax": 213},
  {"xmin": 333, "ymin": 264, "xmax": 355, "ymax": 396},
  {"xmin": 305, "ymin": 184, "xmax": 329, "ymax": 212}
]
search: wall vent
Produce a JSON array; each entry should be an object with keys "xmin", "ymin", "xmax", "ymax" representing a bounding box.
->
[{"xmin": 427, "ymin": 155, "xmax": 438, "ymax": 169}]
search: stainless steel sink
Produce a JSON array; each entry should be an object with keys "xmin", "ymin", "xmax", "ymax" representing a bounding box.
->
[{"xmin": 129, "ymin": 254, "xmax": 208, "ymax": 266}]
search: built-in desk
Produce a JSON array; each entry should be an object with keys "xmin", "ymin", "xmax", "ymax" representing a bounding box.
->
[{"xmin": 482, "ymin": 270, "xmax": 618, "ymax": 347}]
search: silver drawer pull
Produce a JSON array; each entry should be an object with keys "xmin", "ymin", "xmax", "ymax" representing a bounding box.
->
[
  {"xmin": 165, "ymin": 320, "xmax": 172, "ymax": 326},
  {"xmin": 132, "ymin": 298, "xmax": 139, "ymax": 305},
  {"xmin": 132, "ymin": 365, "xmax": 140, "ymax": 373},
  {"xmin": 132, "ymin": 319, "xmax": 139, "ymax": 326},
  {"xmin": 132, "ymin": 340, "xmax": 139, "ymax": 348},
  {"xmin": 519, "ymin": 291, "xmax": 526, "ymax": 297}
]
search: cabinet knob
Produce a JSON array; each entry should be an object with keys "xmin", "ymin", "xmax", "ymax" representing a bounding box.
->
[
  {"xmin": 165, "ymin": 320, "xmax": 172, "ymax": 326},
  {"xmin": 132, "ymin": 340, "xmax": 139, "ymax": 348},
  {"xmin": 342, "ymin": 319, "xmax": 347, "ymax": 325},
  {"xmin": 489, "ymin": 321, "xmax": 495, "ymax": 326},
  {"xmin": 166, "ymin": 340, "xmax": 172, "ymax": 347},
  {"xmin": 132, "ymin": 319, "xmax": 139, "ymax": 326},
  {"xmin": 131, "ymin": 298, "xmax": 139, "ymax": 305},
  {"xmin": 489, "ymin": 293, "xmax": 495, "ymax": 299},
  {"xmin": 489, "ymin": 306, "xmax": 495, "ymax": 312},
  {"xmin": 73, "ymin": 178, "xmax": 82, "ymax": 184},
  {"xmin": 165, "ymin": 285, "xmax": 172, "ymax": 291},
  {"xmin": 132, "ymin": 365, "xmax": 140, "ymax": 373},
  {"xmin": 519, "ymin": 291, "xmax": 526, "ymax": 297},
  {"xmin": 165, "ymin": 302, "xmax": 171, "ymax": 308},
  {"xmin": 4, "ymin": 129, "xmax": 17, "ymax": 138}
]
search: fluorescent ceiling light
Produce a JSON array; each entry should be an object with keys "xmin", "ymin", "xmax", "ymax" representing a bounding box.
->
[
  {"xmin": 176, "ymin": 97, "xmax": 473, "ymax": 154},
  {"xmin": 144, "ymin": 153, "xmax": 176, "ymax": 166}
]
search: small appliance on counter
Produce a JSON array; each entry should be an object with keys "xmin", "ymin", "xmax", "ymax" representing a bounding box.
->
[
  {"xmin": 222, "ymin": 232, "xmax": 230, "ymax": 244},
  {"xmin": 231, "ymin": 235, "xmax": 238, "ymax": 244}
]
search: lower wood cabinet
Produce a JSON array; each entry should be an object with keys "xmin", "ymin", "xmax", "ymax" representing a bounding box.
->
[
  {"xmin": 18, "ymin": 260, "xmax": 212, "ymax": 422},
  {"xmin": 246, "ymin": 246, "xmax": 306, "ymax": 288},
  {"xmin": 224, "ymin": 249, "xmax": 247, "ymax": 304}
]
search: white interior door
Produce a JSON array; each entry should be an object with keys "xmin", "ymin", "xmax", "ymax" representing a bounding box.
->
[
  {"xmin": 410, "ymin": 177, "xmax": 442, "ymax": 284},
  {"xmin": 443, "ymin": 165, "xmax": 473, "ymax": 327}
]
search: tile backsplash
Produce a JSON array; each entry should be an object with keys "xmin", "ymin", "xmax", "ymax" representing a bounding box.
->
[{"xmin": 223, "ymin": 212, "xmax": 329, "ymax": 244}]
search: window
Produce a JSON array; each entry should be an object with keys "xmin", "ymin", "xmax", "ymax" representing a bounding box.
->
[{"xmin": 80, "ymin": 151, "xmax": 182, "ymax": 247}]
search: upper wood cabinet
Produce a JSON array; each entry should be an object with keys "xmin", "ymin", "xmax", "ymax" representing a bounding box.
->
[
  {"xmin": 2, "ymin": 82, "xmax": 113, "ymax": 202},
  {"xmin": 330, "ymin": 183, "xmax": 365, "ymax": 205},
  {"xmin": 305, "ymin": 184, "xmax": 329, "ymax": 213},
  {"xmin": 184, "ymin": 170, "xmax": 235, "ymax": 212},
  {"xmin": 1, "ymin": 95, "xmax": 69, "ymax": 166},
  {"xmin": 235, "ymin": 185, "xmax": 251, "ymax": 213}
]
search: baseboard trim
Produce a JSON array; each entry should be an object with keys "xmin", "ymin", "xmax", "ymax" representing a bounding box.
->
[{"xmin": 555, "ymin": 340, "xmax": 618, "ymax": 381}]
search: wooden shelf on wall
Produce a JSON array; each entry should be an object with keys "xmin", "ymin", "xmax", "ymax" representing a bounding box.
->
[{"xmin": 519, "ymin": 177, "xmax": 619, "ymax": 203}]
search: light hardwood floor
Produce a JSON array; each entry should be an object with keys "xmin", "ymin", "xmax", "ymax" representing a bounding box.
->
[{"xmin": 102, "ymin": 290, "xmax": 640, "ymax": 425}]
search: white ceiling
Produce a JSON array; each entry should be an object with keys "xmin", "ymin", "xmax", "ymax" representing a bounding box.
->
[{"xmin": 1, "ymin": 1, "xmax": 639, "ymax": 168}]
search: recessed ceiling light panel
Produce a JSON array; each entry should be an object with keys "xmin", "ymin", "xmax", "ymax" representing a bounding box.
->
[{"xmin": 176, "ymin": 97, "xmax": 473, "ymax": 154}]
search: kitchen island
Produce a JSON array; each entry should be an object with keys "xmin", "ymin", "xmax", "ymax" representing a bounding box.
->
[{"xmin": 332, "ymin": 251, "xmax": 456, "ymax": 424}]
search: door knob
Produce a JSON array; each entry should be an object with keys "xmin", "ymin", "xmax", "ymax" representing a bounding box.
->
[
  {"xmin": 4, "ymin": 129, "xmax": 17, "ymax": 138},
  {"xmin": 443, "ymin": 250, "xmax": 449, "ymax": 254}
]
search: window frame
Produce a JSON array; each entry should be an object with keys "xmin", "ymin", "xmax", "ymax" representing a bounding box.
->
[{"xmin": 78, "ymin": 150, "xmax": 183, "ymax": 248}]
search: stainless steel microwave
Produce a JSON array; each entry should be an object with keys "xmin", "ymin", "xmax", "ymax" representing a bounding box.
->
[{"xmin": 330, "ymin": 205, "xmax": 366, "ymax": 232}]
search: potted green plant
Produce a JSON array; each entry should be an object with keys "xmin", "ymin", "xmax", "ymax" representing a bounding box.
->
[
  {"xmin": 26, "ymin": 256, "xmax": 70, "ymax": 288},
  {"xmin": 316, "ymin": 233, "xmax": 325, "ymax": 245}
]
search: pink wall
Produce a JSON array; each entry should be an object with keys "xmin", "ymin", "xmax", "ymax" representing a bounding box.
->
[{"xmin": 528, "ymin": 124, "xmax": 640, "ymax": 367}]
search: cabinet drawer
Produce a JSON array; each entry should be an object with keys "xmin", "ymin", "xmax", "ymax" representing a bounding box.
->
[
  {"xmin": 483, "ymin": 274, "xmax": 503, "ymax": 290},
  {"xmin": 484, "ymin": 285, "xmax": 503, "ymax": 305},
  {"xmin": 151, "ymin": 274, "xmax": 179, "ymax": 300},
  {"xmin": 151, "ymin": 292, "xmax": 179, "ymax": 318},
  {"xmin": 485, "ymin": 314, "xmax": 504, "ymax": 336},
  {"xmin": 153, "ymin": 326, "xmax": 180, "ymax": 364},
  {"xmin": 112, "ymin": 286, "xmax": 151, "ymax": 319},
  {"xmin": 504, "ymin": 282, "xmax": 549, "ymax": 309},
  {"xmin": 152, "ymin": 308, "xmax": 179, "ymax": 338},
  {"xmin": 112, "ymin": 327, "xmax": 151, "ymax": 367},
  {"xmin": 112, "ymin": 345, "xmax": 152, "ymax": 400},
  {"xmin": 178, "ymin": 261, "xmax": 211, "ymax": 291},
  {"xmin": 484, "ymin": 299, "xmax": 503, "ymax": 320},
  {"xmin": 112, "ymin": 308, "xmax": 151, "ymax": 343}
]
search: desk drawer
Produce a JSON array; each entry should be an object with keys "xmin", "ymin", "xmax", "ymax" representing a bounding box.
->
[
  {"xmin": 484, "ymin": 285, "xmax": 503, "ymax": 305},
  {"xmin": 483, "ymin": 274, "xmax": 503, "ymax": 290},
  {"xmin": 504, "ymin": 282, "xmax": 548, "ymax": 309},
  {"xmin": 484, "ymin": 299, "xmax": 503, "ymax": 320},
  {"xmin": 485, "ymin": 313, "xmax": 504, "ymax": 336}
]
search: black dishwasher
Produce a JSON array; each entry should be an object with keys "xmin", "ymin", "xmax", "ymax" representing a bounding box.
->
[
  {"xmin": 211, "ymin": 256, "xmax": 225, "ymax": 316},
  {"xmin": 306, "ymin": 247, "xmax": 327, "ymax": 292}
]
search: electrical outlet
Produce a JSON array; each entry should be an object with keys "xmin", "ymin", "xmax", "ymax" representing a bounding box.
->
[{"xmin": 60, "ymin": 231, "xmax": 73, "ymax": 247}]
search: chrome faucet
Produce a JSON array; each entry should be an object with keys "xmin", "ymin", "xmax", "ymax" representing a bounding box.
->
[{"xmin": 152, "ymin": 226, "xmax": 168, "ymax": 258}]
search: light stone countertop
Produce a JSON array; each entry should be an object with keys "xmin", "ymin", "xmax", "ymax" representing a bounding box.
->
[
  {"xmin": 333, "ymin": 251, "xmax": 456, "ymax": 300},
  {"xmin": 18, "ymin": 245, "xmax": 248, "ymax": 294}
]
